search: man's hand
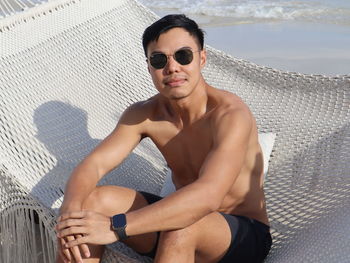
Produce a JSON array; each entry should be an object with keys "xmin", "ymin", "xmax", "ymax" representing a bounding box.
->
[
  {"xmin": 57, "ymin": 210, "xmax": 118, "ymax": 249},
  {"xmin": 57, "ymin": 234, "xmax": 90, "ymax": 263},
  {"xmin": 57, "ymin": 204, "xmax": 91, "ymax": 263}
]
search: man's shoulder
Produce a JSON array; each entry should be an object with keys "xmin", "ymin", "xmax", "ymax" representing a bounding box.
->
[
  {"xmin": 120, "ymin": 95, "xmax": 160, "ymax": 124},
  {"xmin": 210, "ymin": 89, "xmax": 251, "ymax": 122},
  {"xmin": 124, "ymin": 95, "xmax": 160, "ymax": 114},
  {"xmin": 209, "ymin": 89, "xmax": 255, "ymax": 144}
]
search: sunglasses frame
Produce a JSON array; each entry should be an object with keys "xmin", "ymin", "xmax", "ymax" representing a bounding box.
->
[{"xmin": 148, "ymin": 48, "xmax": 201, "ymax": 69}]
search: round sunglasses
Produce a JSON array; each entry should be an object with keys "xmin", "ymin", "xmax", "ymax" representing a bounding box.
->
[{"xmin": 149, "ymin": 48, "xmax": 200, "ymax": 69}]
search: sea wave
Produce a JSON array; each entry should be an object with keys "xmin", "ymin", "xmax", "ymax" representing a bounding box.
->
[{"xmin": 139, "ymin": 0, "xmax": 350, "ymax": 25}]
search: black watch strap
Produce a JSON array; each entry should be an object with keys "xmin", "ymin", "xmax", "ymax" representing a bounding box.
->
[{"xmin": 111, "ymin": 214, "xmax": 128, "ymax": 240}]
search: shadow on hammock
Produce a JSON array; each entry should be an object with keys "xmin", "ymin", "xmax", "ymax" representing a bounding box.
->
[{"xmin": 31, "ymin": 100, "xmax": 162, "ymax": 211}]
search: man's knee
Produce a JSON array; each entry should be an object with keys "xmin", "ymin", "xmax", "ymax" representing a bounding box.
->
[
  {"xmin": 81, "ymin": 186, "xmax": 107, "ymax": 211},
  {"xmin": 81, "ymin": 185, "xmax": 137, "ymax": 215},
  {"xmin": 80, "ymin": 186, "xmax": 154, "ymax": 217}
]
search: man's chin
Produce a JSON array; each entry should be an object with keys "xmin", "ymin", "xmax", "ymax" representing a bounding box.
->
[
  {"xmin": 168, "ymin": 93, "xmax": 188, "ymax": 100},
  {"xmin": 159, "ymin": 85, "xmax": 192, "ymax": 100},
  {"xmin": 161, "ymin": 88, "xmax": 188, "ymax": 100}
]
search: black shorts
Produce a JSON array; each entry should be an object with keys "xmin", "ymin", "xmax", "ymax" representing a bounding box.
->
[{"xmin": 139, "ymin": 191, "xmax": 272, "ymax": 263}]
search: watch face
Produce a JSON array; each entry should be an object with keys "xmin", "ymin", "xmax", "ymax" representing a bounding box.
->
[{"xmin": 113, "ymin": 214, "xmax": 127, "ymax": 228}]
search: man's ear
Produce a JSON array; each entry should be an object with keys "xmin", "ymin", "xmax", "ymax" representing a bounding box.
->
[
  {"xmin": 200, "ymin": 48, "xmax": 207, "ymax": 69},
  {"xmin": 146, "ymin": 59, "xmax": 151, "ymax": 74}
]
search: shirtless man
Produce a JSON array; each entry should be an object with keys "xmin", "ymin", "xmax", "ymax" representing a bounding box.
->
[{"xmin": 56, "ymin": 14, "xmax": 272, "ymax": 263}]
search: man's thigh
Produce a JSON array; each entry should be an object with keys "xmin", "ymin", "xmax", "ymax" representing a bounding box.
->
[
  {"xmin": 201, "ymin": 214, "xmax": 272, "ymax": 263},
  {"xmin": 151, "ymin": 212, "xmax": 232, "ymax": 263},
  {"xmin": 191, "ymin": 212, "xmax": 232, "ymax": 263},
  {"xmin": 156, "ymin": 212, "xmax": 272, "ymax": 263},
  {"xmin": 83, "ymin": 185, "xmax": 159, "ymax": 254},
  {"xmin": 116, "ymin": 191, "xmax": 233, "ymax": 262}
]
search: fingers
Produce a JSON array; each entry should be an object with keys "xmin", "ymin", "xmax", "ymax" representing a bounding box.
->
[
  {"xmin": 58, "ymin": 236, "xmax": 91, "ymax": 262},
  {"xmin": 64, "ymin": 235, "xmax": 88, "ymax": 249},
  {"xmin": 58, "ymin": 238, "xmax": 71, "ymax": 263},
  {"xmin": 58, "ymin": 225, "xmax": 86, "ymax": 238},
  {"xmin": 67, "ymin": 235, "xmax": 84, "ymax": 263},
  {"xmin": 57, "ymin": 210, "xmax": 92, "ymax": 262},
  {"xmin": 57, "ymin": 218, "xmax": 85, "ymax": 231},
  {"xmin": 58, "ymin": 211, "xmax": 87, "ymax": 221},
  {"xmin": 77, "ymin": 235, "xmax": 91, "ymax": 258},
  {"xmin": 57, "ymin": 211, "xmax": 91, "ymax": 238}
]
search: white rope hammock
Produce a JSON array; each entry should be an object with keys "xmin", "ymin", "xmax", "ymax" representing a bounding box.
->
[
  {"xmin": 1, "ymin": 0, "xmax": 349, "ymax": 262},
  {"xmin": 0, "ymin": 0, "xmax": 49, "ymax": 17}
]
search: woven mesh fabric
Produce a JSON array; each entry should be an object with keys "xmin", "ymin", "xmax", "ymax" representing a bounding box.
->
[
  {"xmin": 0, "ymin": 0, "xmax": 47, "ymax": 18},
  {"xmin": 203, "ymin": 52, "xmax": 350, "ymax": 262},
  {"xmin": 0, "ymin": 0, "xmax": 349, "ymax": 262}
]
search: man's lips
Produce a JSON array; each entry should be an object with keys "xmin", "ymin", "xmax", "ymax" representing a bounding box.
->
[{"xmin": 165, "ymin": 78, "xmax": 186, "ymax": 87}]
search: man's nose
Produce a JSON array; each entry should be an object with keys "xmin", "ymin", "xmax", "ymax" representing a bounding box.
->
[{"xmin": 165, "ymin": 55, "xmax": 180, "ymax": 73}]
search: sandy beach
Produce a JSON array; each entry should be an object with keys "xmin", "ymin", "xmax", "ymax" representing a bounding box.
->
[
  {"xmin": 144, "ymin": 3, "xmax": 350, "ymax": 77},
  {"xmin": 203, "ymin": 21, "xmax": 350, "ymax": 76}
]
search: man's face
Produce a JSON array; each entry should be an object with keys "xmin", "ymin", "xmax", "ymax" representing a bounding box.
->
[{"xmin": 146, "ymin": 28, "xmax": 206, "ymax": 100}]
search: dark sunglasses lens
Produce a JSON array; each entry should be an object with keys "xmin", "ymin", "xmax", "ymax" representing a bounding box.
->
[
  {"xmin": 175, "ymin": 49, "xmax": 193, "ymax": 65},
  {"xmin": 150, "ymin": 54, "xmax": 167, "ymax": 69}
]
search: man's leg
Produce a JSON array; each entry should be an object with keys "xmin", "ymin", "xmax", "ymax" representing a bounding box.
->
[
  {"xmin": 56, "ymin": 185, "xmax": 158, "ymax": 263},
  {"xmin": 154, "ymin": 212, "xmax": 232, "ymax": 263}
]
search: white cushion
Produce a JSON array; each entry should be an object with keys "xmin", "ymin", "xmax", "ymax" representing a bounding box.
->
[
  {"xmin": 160, "ymin": 133, "xmax": 276, "ymax": 197},
  {"xmin": 258, "ymin": 132, "xmax": 276, "ymax": 177}
]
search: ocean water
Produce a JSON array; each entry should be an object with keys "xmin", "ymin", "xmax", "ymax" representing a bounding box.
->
[
  {"xmin": 139, "ymin": 0, "xmax": 350, "ymax": 26},
  {"xmin": 140, "ymin": 0, "xmax": 350, "ymax": 75},
  {"xmin": 1, "ymin": 0, "xmax": 348, "ymax": 74}
]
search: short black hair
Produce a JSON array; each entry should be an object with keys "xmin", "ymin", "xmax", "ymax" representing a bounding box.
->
[{"xmin": 142, "ymin": 14, "xmax": 205, "ymax": 57}]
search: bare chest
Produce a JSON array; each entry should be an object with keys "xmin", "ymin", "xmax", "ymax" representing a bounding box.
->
[{"xmin": 148, "ymin": 121, "xmax": 213, "ymax": 184}]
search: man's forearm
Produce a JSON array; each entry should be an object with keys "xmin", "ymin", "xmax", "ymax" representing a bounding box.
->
[
  {"xmin": 125, "ymin": 182, "xmax": 218, "ymax": 236},
  {"xmin": 60, "ymin": 161, "xmax": 100, "ymax": 212}
]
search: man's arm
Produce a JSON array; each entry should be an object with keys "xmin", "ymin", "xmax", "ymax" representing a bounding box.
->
[
  {"xmin": 60, "ymin": 103, "xmax": 147, "ymax": 212},
  {"xmin": 125, "ymin": 107, "xmax": 252, "ymax": 234},
  {"xmin": 56, "ymin": 102, "xmax": 148, "ymax": 261},
  {"xmin": 57, "ymin": 106, "xmax": 253, "ymax": 247}
]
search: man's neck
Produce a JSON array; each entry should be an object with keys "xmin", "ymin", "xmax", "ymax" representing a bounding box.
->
[{"xmin": 168, "ymin": 81, "xmax": 210, "ymax": 128}]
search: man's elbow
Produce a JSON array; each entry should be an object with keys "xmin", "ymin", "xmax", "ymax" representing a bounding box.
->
[
  {"xmin": 199, "ymin": 188, "xmax": 223, "ymax": 213},
  {"xmin": 208, "ymin": 198, "xmax": 222, "ymax": 213}
]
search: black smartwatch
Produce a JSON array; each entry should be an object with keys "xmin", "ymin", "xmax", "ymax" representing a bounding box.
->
[{"xmin": 111, "ymin": 213, "xmax": 128, "ymax": 240}]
